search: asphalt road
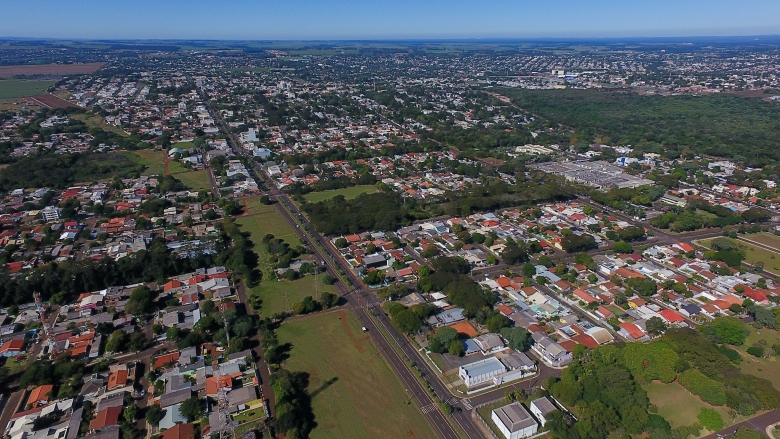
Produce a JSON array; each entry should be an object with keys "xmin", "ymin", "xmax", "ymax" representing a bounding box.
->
[{"xmin": 700, "ymin": 409, "xmax": 780, "ymax": 439}]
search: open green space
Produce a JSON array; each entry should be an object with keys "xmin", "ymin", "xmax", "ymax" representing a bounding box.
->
[
  {"xmin": 172, "ymin": 169, "xmax": 211, "ymax": 191},
  {"xmin": 645, "ymin": 381, "xmax": 735, "ymax": 432},
  {"xmin": 0, "ymin": 79, "xmax": 56, "ymax": 99},
  {"xmin": 238, "ymin": 199, "xmax": 301, "ymax": 247},
  {"xmin": 71, "ymin": 113, "xmax": 128, "ymax": 137},
  {"xmin": 277, "ymin": 310, "xmax": 439, "ymax": 439},
  {"xmin": 303, "ymin": 185, "xmax": 379, "ymax": 203},
  {"xmin": 734, "ymin": 326, "xmax": 780, "ymax": 392},
  {"xmin": 743, "ymin": 232, "xmax": 780, "ymax": 252},
  {"xmin": 123, "ymin": 150, "xmax": 167, "ymax": 176},
  {"xmin": 174, "ymin": 141, "xmax": 196, "ymax": 149},
  {"xmin": 231, "ymin": 403, "xmax": 266, "ymax": 424},
  {"xmin": 698, "ymin": 236, "xmax": 780, "ymax": 275},
  {"xmin": 248, "ymin": 275, "xmax": 336, "ymax": 317}
]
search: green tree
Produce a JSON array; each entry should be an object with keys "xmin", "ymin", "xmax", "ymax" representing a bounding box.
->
[
  {"xmin": 105, "ymin": 330, "xmax": 129, "ymax": 353},
  {"xmin": 500, "ymin": 327, "xmax": 531, "ymax": 351},
  {"xmin": 449, "ymin": 340, "xmax": 465, "ymax": 356},
  {"xmin": 124, "ymin": 403, "xmax": 139, "ymax": 423},
  {"xmin": 179, "ymin": 396, "xmax": 203, "ymax": 422},
  {"xmin": 646, "ymin": 316, "xmax": 667, "ymax": 336},
  {"xmin": 612, "ymin": 241, "xmax": 633, "ymax": 254},
  {"xmin": 124, "ymin": 285, "xmax": 154, "ymax": 316},
  {"xmin": 522, "ymin": 263, "xmax": 537, "ymax": 278},
  {"xmin": 319, "ymin": 292, "xmax": 339, "ymax": 309},
  {"xmin": 166, "ymin": 327, "xmax": 182, "ymax": 342},
  {"xmin": 145, "ymin": 404, "xmax": 164, "ymax": 426},
  {"xmin": 128, "ymin": 332, "xmax": 147, "ymax": 352}
]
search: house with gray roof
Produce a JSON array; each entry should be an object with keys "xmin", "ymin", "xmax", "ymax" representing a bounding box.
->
[{"xmin": 491, "ymin": 402, "xmax": 538, "ymax": 439}]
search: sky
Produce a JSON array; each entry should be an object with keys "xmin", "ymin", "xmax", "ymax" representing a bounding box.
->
[{"xmin": 3, "ymin": 0, "xmax": 780, "ymax": 40}]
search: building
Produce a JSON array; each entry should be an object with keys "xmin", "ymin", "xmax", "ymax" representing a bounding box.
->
[
  {"xmin": 90, "ymin": 406, "xmax": 122, "ymax": 432},
  {"xmin": 159, "ymin": 423, "xmax": 195, "ymax": 439},
  {"xmin": 491, "ymin": 402, "xmax": 539, "ymax": 439},
  {"xmin": 41, "ymin": 206, "xmax": 61, "ymax": 222},
  {"xmin": 458, "ymin": 356, "xmax": 507, "ymax": 388},
  {"xmin": 473, "ymin": 333, "xmax": 506, "ymax": 354},
  {"xmin": 531, "ymin": 332, "xmax": 572, "ymax": 367},
  {"xmin": 529, "ymin": 396, "xmax": 557, "ymax": 427},
  {"xmin": 0, "ymin": 339, "xmax": 25, "ymax": 357}
]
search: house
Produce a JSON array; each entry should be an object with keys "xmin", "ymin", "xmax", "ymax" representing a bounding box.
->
[
  {"xmin": 572, "ymin": 289, "xmax": 598, "ymax": 304},
  {"xmin": 473, "ymin": 333, "xmax": 506, "ymax": 355},
  {"xmin": 595, "ymin": 306, "xmax": 613, "ymax": 320},
  {"xmin": 90, "ymin": 406, "xmax": 122, "ymax": 431},
  {"xmin": 617, "ymin": 322, "xmax": 647, "ymax": 341},
  {"xmin": 26, "ymin": 384, "xmax": 53, "ymax": 409},
  {"xmin": 529, "ymin": 396, "xmax": 558, "ymax": 427},
  {"xmin": 159, "ymin": 423, "xmax": 195, "ymax": 439},
  {"xmin": 491, "ymin": 402, "xmax": 539, "ymax": 439},
  {"xmin": 458, "ymin": 357, "xmax": 507, "ymax": 388},
  {"xmin": 531, "ymin": 332, "xmax": 572, "ymax": 367},
  {"xmin": 0, "ymin": 339, "xmax": 25, "ymax": 357},
  {"xmin": 107, "ymin": 369, "xmax": 128, "ymax": 390},
  {"xmin": 680, "ymin": 304, "xmax": 702, "ymax": 317},
  {"xmin": 659, "ymin": 309, "xmax": 685, "ymax": 324}
]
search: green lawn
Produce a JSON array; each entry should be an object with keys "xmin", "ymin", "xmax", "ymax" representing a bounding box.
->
[
  {"xmin": 645, "ymin": 381, "xmax": 737, "ymax": 433},
  {"xmin": 0, "ymin": 79, "xmax": 56, "ymax": 99},
  {"xmin": 172, "ymin": 169, "xmax": 211, "ymax": 191},
  {"xmin": 248, "ymin": 275, "xmax": 336, "ymax": 317},
  {"xmin": 303, "ymin": 185, "xmax": 378, "ymax": 203},
  {"xmin": 743, "ymin": 232, "xmax": 780, "ymax": 252},
  {"xmin": 698, "ymin": 236, "xmax": 780, "ymax": 275},
  {"xmin": 277, "ymin": 310, "xmax": 439, "ymax": 439},
  {"xmin": 174, "ymin": 141, "xmax": 197, "ymax": 149},
  {"xmin": 124, "ymin": 150, "xmax": 167, "ymax": 176},
  {"xmin": 735, "ymin": 326, "xmax": 780, "ymax": 392}
]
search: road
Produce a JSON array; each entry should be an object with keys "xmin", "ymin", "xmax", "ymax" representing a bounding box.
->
[{"xmin": 700, "ymin": 409, "xmax": 780, "ymax": 439}]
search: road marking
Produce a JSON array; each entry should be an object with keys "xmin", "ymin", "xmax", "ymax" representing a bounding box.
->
[
  {"xmin": 421, "ymin": 403, "xmax": 438, "ymax": 414},
  {"xmin": 444, "ymin": 397, "xmax": 459, "ymax": 406},
  {"xmin": 462, "ymin": 398, "xmax": 473, "ymax": 409}
]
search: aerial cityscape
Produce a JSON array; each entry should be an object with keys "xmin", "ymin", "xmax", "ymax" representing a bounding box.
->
[{"xmin": 2, "ymin": 2, "xmax": 780, "ymax": 439}]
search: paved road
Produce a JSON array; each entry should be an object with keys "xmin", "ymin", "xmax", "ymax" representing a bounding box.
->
[{"xmin": 700, "ymin": 409, "xmax": 780, "ymax": 439}]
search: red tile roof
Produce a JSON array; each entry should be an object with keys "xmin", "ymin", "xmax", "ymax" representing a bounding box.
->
[{"xmin": 90, "ymin": 406, "xmax": 122, "ymax": 431}]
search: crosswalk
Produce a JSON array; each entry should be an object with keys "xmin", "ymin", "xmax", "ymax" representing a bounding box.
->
[
  {"xmin": 444, "ymin": 397, "xmax": 459, "ymax": 406},
  {"xmin": 421, "ymin": 403, "xmax": 438, "ymax": 414},
  {"xmin": 462, "ymin": 398, "xmax": 473, "ymax": 409}
]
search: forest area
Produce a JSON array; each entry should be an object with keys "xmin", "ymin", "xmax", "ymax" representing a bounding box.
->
[{"xmin": 502, "ymin": 88, "xmax": 780, "ymax": 165}]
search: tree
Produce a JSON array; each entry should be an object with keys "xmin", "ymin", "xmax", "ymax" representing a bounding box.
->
[
  {"xmin": 538, "ymin": 255, "xmax": 553, "ymax": 268},
  {"xmin": 335, "ymin": 238, "xmax": 348, "ymax": 248},
  {"xmin": 501, "ymin": 245, "xmax": 529, "ymax": 264},
  {"xmin": 319, "ymin": 292, "xmax": 339, "ymax": 309},
  {"xmin": 129, "ymin": 332, "xmax": 147, "ymax": 352},
  {"xmin": 486, "ymin": 313, "xmax": 512, "ymax": 333},
  {"xmin": 500, "ymin": 327, "xmax": 531, "ymax": 351},
  {"xmin": 747, "ymin": 346, "xmax": 765, "ymax": 357},
  {"xmin": 166, "ymin": 327, "xmax": 182, "ymax": 342},
  {"xmin": 729, "ymin": 303, "xmax": 744, "ymax": 314},
  {"xmin": 179, "ymin": 396, "xmax": 203, "ymax": 422},
  {"xmin": 124, "ymin": 403, "xmax": 139, "ymax": 423},
  {"xmin": 612, "ymin": 241, "xmax": 633, "ymax": 254},
  {"xmin": 392, "ymin": 309, "xmax": 423, "ymax": 333},
  {"xmin": 646, "ymin": 316, "xmax": 667, "ymax": 336},
  {"xmin": 752, "ymin": 306, "xmax": 775, "ymax": 329},
  {"xmin": 522, "ymin": 263, "xmax": 536, "ymax": 278},
  {"xmin": 125, "ymin": 285, "xmax": 154, "ymax": 316},
  {"xmin": 145, "ymin": 404, "xmax": 164, "ymax": 426},
  {"xmin": 706, "ymin": 317, "xmax": 747, "ymax": 345},
  {"xmin": 448, "ymin": 340, "xmax": 464, "ymax": 356},
  {"xmin": 105, "ymin": 330, "xmax": 129, "ymax": 353}
]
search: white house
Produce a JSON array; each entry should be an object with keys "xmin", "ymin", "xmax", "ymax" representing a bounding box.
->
[
  {"xmin": 529, "ymin": 396, "xmax": 557, "ymax": 427},
  {"xmin": 491, "ymin": 402, "xmax": 538, "ymax": 439}
]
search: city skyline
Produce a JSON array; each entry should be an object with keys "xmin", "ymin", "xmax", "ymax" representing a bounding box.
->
[{"xmin": 3, "ymin": 0, "xmax": 780, "ymax": 40}]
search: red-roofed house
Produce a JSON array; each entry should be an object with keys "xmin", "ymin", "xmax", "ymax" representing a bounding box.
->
[
  {"xmin": 595, "ymin": 306, "xmax": 613, "ymax": 320},
  {"xmin": 160, "ymin": 423, "xmax": 195, "ymax": 439},
  {"xmin": 659, "ymin": 309, "xmax": 685, "ymax": 324},
  {"xmin": 108, "ymin": 369, "xmax": 129, "ymax": 390},
  {"xmin": 617, "ymin": 322, "xmax": 647, "ymax": 340},
  {"xmin": 572, "ymin": 334, "xmax": 599, "ymax": 349},
  {"xmin": 673, "ymin": 242, "xmax": 695, "ymax": 253},
  {"xmin": 163, "ymin": 280, "xmax": 183, "ymax": 292},
  {"xmin": 573, "ymin": 289, "xmax": 598, "ymax": 304},
  {"xmin": 497, "ymin": 304, "xmax": 514, "ymax": 317},
  {"xmin": 0, "ymin": 339, "xmax": 25, "ymax": 357},
  {"xmin": 737, "ymin": 285, "xmax": 768, "ymax": 304},
  {"xmin": 154, "ymin": 352, "xmax": 180, "ymax": 369},
  {"xmin": 90, "ymin": 406, "xmax": 122, "ymax": 431},
  {"xmin": 26, "ymin": 384, "xmax": 53, "ymax": 409}
]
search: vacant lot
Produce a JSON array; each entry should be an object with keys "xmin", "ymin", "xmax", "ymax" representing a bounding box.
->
[
  {"xmin": 742, "ymin": 232, "xmax": 780, "ymax": 252},
  {"xmin": 735, "ymin": 326, "xmax": 780, "ymax": 392},
  {"xmin": 0, "ymin": 80, "xmax": 56, "ymax": 99},
  {"xmin": 645, "ymin": 381, "xmax": 736, "ymax": 432},
  {"xmin": 0, "ymin": 62, "xmax": 104, "ymax": 78},
  {"xmin": 303, "ymin": 185, "xmax": 378, "ymax": 203},
  {"xmin": 71, "ymin": 113, "xmax": 127, "ymax": 136},
  {"xmin": 172, "ymin": 169, "xmax": 211, "ymax": 191},
  {"xmin": 248, "ymin": 275, "xmax": 336, "ymax": 316},
  {"xmin": 277, "ymin": 310, "xmax": 439, "ymax": 439},
  {"xmin": 124, "ymin": 150, "xmax": 167, "ymax": 176},
  {"xmin": 698, "ymin": 236, "xmax": 780, "ymax": 275}
]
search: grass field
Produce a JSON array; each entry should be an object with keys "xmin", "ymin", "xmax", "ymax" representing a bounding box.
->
[
  {"xmin": 173, "ymin": 169, "xmax": 211, "ymax": 191},
  {"xmin": 174, "ymin": 141, "xmax": 196, "ymax": 149},
  {"xmin": 734, "ymin": 326, "xmax": 780, "ymax": 392},
  {"xmin": 0, "ymin": 79, "xmax": 56, "ymax": 99},
  {"xmin": 71, "ymin": 113, "xmax": 128, "ymax": 137},
  {"xmin": 698, "ymin": 236, "xmax": 780, "ymax": 275},
  {"xmin": 645, "ymin": 381, "xmax": 736, "ymax": 432},
  {"xmin": 743, "ymin": 232, "xmax": 780, "ymax": 252},
  {"xmin": 277, "ymin": 310, "xmax": 439, "ymax": 439},
  {"xmin": 303, "ymin": 185, "xmax": 378, "ymax": 203},
  {"xmin": 249, "ymin": 275, "xmax": 337, "ymax": 316},
  {"xmin": 124, "ymin": 150, "xmax": 167, "ymax": 176}
]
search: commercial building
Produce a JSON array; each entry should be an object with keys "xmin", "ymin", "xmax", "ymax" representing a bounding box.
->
[{"xmin": 491, "ymin": 402, "xmax": 539, "ymax": 439}]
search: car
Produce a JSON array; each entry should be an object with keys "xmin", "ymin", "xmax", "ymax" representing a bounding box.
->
[{"xmin": 361, "ymin": 327, "xmax": 368, "ymax": 332}]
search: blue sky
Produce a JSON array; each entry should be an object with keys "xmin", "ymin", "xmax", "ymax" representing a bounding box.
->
[{"xmin": 3, "ymin": 0, "xmax": 780, "ymax": 40}]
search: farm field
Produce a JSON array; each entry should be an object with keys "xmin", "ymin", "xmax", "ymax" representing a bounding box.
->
[
  {"xmin": 698, "ymin": 236, "xmax": 780, "ymax": 275},
  {"xmin": 303, "ymin": 185, "xmax": 378, "ymax": 203},
  {"xmin": 0, "ymin": 62, "xmax": 105, "ymax": 78},
  {"xmin": 644, "ymin": 381, "xmax": 738, "ymax": 433},
  {"xmin": 277, "ymin": 310, "xmax": 439, "ymax": 439},
  {"xmin": 0, "ymin": 79, "xmax": 56, "ymax": 99}
]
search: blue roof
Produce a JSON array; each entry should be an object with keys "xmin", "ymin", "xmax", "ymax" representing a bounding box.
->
[{"xmin": 463, "ymin": 339, "xmax": 480, "ymax": 355}]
